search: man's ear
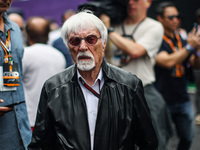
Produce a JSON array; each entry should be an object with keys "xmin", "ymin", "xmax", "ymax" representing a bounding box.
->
[
  {"xmin": 102, "ymin": 41, "xmax": 106, "ymax": 52},
  {"xmin": 146, "ymin": 0, "xmax": 152, "ymax": 8},
  {"xmin": 157, "ymin": 15, "xmax": 162, "ymax": 22}
]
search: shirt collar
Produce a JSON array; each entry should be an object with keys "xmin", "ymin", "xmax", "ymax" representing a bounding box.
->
[
  {"xmin": 77, "ymin": 68, "xmax": 103, "ymax": 86},
  {"xmin": 3, "ymin": 13, "xmax": 13, "ymax": 32}
]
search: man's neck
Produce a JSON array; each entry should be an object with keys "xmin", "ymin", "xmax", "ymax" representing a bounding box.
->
[
  {"xmin": 79, "ymin": 68, "xmax": 101, "ymax": 86},
  {"xmin": 124, "ymin": 14, "xmax": 146, "ymax": 25},
  {"xmin": 164, "ymin": 29, "xmax": 175, "ymax": 39}
]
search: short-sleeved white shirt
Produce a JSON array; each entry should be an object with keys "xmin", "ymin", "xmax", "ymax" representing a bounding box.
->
[{"xmin": 107, "ymin": 17, "xmax": 164, "ymax": 86}]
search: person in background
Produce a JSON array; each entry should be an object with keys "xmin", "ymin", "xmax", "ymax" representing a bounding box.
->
[
  {"xmin": 0, "ymin": 0, "xmax": 32, "ymax": 149},
  {"xmin": 48, "ymin": 10, "xmax": 76, "ymax": 46},
  {"xmin": 191, "ymin": 8, "xmax": 200, "ymax": 125},
  {"xmin": 28, "ymin": 10, "xmax": 158, "ymax": 150},
  {"xmin": 23, "ymin": 16, "xmax": 66, "ymax": 131},
  {"xmin": 8, "ymin": 13, "xmax": 24, "ymax": 31},
  {"xmin": 8, "ymin": 13, "xmax": 27, "ymax": 46},
  {"xmin": 155, "ymin": 2, "xmax": 200, "ymax": 150},
  {"xmin": 61, "ymin": 9, "xmax": 76, "ymax": 23},
  {"xmin": 100, "ymin": 0, "xmax": 173, "ymax": 149},
  {"xmin": 52, "ymin": 9, "xmax": 75, "ymax": 67}
]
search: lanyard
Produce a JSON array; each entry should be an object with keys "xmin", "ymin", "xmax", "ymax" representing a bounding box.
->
[
  {"xmin": 119, "ymin": 18, "xmax": 146, "ymax": 66},
  {"xmin": 79, "ymin": 77, "xmax": 100, "ymax": 98},
  {"xmin": 0, "ymin": 30, "xmax": 13, "ymax": 73},
  {"xmin": 0, "ymin": 30, "xmax": 12, "ymax": 64},
  {"xmin": 121, "ymin": 18, "xmax": 146, "ymax": 39},
  {"xmin": 163, "ymin": 32, "xmax": 184, "ymax": 77},
  {"xmin": 163, "ymin": 32, "xmax": 182, "ymax": 52}
]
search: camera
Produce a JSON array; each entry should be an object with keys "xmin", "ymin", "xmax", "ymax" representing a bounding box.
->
[{"xmin": 78, "ymin": 0, "xmax": 129, "ymax": 25}]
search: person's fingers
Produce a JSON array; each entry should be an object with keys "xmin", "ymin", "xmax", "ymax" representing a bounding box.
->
[
  {"xmin": 0, "ymin": 99, "xmax": 4, "ymax": 103},
  {"xmin": 0, "ymin": 106, "xmax": 13, "ymax": 117},
  {"xmin": 0, "ymin": 106, "xmax": 13, "ymax": 113}
]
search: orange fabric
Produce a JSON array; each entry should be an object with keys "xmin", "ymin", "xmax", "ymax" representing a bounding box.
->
[
  {"xmin": 3, "ymin": 83, "xmax": 20, "ymax": 86},
  {"xmin": 163, "ymin": 33, "xmax": 184, "ymax": 77},
  {"xmin": 0, "ymin": 30, "xmax": 10, "ymax": 63}
]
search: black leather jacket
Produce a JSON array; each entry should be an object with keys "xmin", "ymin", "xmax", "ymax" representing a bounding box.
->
[{"xmin": 28, "ymin": 60, "xmax": 157, "ymax": 150}]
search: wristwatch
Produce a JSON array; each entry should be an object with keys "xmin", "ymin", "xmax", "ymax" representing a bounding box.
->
[
  {"xmin": 108, "ymin": 27, "xmax": 114, "ymax": 34},
  {"xmin": 186, "ymin": 44, "xmax": 196, "ymax": 53}
]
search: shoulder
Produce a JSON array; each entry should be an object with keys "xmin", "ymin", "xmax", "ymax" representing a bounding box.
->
[
  {"xmin": 104, "ymin": 62, "xmax": 142, "ymax": 91},
  {"xmin": 6, "ymin": 18, "xmax": 21, "ymax": 34},
  {"xmin": 53, "ymin": 37, "xmax": 63, "ymax": 45},
  {"xmin": 143, "ymin": 18, "xmax": 163, "ymax": 31},
  {"xmin": 43, "ymin": 65, "xmax": 75, "ymax": 92},
  {"xmin": 145, "ymin": 18, "xmax": 162, "ymax": 26},
  {"xmin": 26, "ymin": 44, "xmax": 61, "ymax": 54}
]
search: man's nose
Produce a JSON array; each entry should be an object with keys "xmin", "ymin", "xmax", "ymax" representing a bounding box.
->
[{"xmin": 79, "ymin": 39, "xmax": 88, "ymax": 51}]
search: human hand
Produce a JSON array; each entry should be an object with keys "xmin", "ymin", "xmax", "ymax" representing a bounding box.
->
[
  {"xmin": 99, "ymin": 14, "xmax": 111, "ymax": 29},
  {"xmin": 187, "ymin": 27, "xmax": 200, "ymax": 49},
  {"xmin": 0, "ymin": 99, "xmax": 13, "ymax": 117}
]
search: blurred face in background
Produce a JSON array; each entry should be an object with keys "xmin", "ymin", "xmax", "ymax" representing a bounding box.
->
[
  {"xmin": 8, "ymin": 13, "xmax": 24, "ymax": 31},
  {"xmin": 159, "ymin": 6, "xmax": 180, "ymax": 32},
  {"xmin": 127, "ymin": 0, "xmax": 150, "ymax": 18},
  {"xmin": 0, "ymin": 0, "xmax": 12, "ymax": 13},
  {"xmin": 62, "ymin": 11, "xmax": 75, "ymax": 22}
]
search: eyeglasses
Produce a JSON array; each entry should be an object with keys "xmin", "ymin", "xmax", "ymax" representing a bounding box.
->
[
  {"xmin": 165, "ymin": 15, "xmax": 181, "ymax": 20},
  {"xmin": 68, "ymin": 35, "xmax": 101, "ymax": 47}
]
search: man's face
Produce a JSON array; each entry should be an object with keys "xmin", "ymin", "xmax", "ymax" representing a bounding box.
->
[
  {"xmin": 127, "ymin": 0, "xmax": 149, "ymax": 17},
  {"xmin": 67, "ymin": 28, "xmax": 105, "ymax": 71},
  {"xmin": 160, "ymin": 6, "xmax": 180, "ymax": 32},
  {"xmin": 0, "ymin": 0, "xmax": 12, "ymax": 13}
]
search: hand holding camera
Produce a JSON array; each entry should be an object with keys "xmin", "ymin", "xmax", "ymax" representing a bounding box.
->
[{"xmin": 187, "ymin": 23, "xmax": 200, "ymax": 50}]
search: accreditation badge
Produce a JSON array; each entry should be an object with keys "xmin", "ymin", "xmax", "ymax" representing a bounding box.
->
[
  {"xmin": 0, "ymin": 65, "xmax": 16, "ymax": 91},
  {"xmin": 0, "ymin": 62, "xmax": 20, "ymax": 91},
  {"xmin": 3, "ymin": 62, "xmax": 20, "ymax": 87}
]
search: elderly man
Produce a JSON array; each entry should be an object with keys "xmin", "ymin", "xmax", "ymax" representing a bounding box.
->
[{"xmin": 28, "ymin": 10, "xmax": 157, "ymax": 150}]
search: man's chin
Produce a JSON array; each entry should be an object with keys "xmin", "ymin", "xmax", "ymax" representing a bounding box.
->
[
  {"xmin": 77, "ymin": 65, "xmax": 95, "ymax": 71},
  {"xmin": 77, "ymin": 62, "xmax": 95, "ymax": 71}
]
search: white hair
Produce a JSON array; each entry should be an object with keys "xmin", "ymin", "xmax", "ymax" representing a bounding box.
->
[{"xmin": 61, "ymin": 10, "xmax": 107, "ymax": 48}]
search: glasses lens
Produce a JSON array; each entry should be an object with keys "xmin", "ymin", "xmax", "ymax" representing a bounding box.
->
[
  {"xmin": 168, "ymin": 15, "xmax": 174, "ymax": 20},
  {"xmin": 69, "ymin": 37, "xmax": 81, "ymax": 46},
  {"xmin": 86, "ymin": 35, "xmax": 98, "ymax": 45},
  {"xmin": 167, "ymin": 15, "xmax": 180, "ymax": 20}
]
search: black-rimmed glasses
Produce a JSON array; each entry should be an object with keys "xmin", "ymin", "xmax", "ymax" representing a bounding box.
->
[{"xmin": 68, "ymin": 35, "xmax": 101, "ymax": 47}]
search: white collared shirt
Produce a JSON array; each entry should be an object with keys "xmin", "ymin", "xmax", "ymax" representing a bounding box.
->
[{"xmin": 77, "ymin": 68, "xmax": 104, "ymax": 150}]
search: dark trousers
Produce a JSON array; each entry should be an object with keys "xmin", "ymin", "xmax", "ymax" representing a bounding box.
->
[
  {"xmin": 144, "ymin": 84, "xmax": 173, "ymax": 150},
  {"xmin": 168, "ymin": 101, "xmax": 194, "ymax": 150}
]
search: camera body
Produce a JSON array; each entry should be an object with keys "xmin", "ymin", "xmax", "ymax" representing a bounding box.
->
[{"xmin": 78, "ymin": 0, "xmax": 129, "ymax": 25}]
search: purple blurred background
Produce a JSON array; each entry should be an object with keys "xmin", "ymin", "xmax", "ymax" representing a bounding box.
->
[
  {"xmin": 8, "ymin": 0, "xmax": 200, "ymax": 31},
  {"xmin": 9, "ymin": 0, "xmax": 88, "ymax": 26}
]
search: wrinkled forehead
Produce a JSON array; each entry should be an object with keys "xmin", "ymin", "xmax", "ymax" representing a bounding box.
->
[
  {"xmin": 70, "ymin": 23, "xmax": 97, "ymax": 33},
  {"xmin": 68, "ymin": 27, "xmax": 100, "ymax": 38}
]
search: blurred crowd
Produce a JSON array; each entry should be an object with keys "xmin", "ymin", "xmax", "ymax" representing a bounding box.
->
[{"xmin": 0, "ymin": 0, "xmax": 200, "ymax": 150}]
